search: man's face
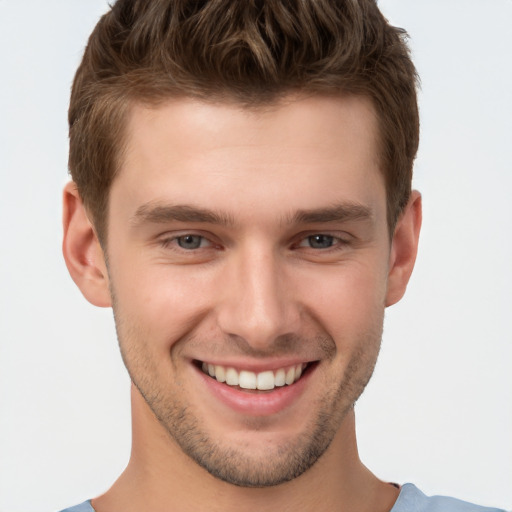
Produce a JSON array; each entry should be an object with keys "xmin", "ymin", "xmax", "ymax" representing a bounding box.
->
[{"xmin": 105, "ymin": 95, "xmax": 391, "ymax": 486}]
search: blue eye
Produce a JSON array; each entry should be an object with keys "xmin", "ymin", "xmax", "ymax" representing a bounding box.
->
[
  {"xmin": 307, "ymin": 234, "xmax": 335, "ymax": 249},
  {"xmin": 176, "ymin": 235, "xmax": 204, "ymax": 250}
]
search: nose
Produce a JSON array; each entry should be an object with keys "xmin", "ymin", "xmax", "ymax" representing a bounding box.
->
[{"xmin": 216, "ymin": 243, "xmax": 301, "ymax": 351}]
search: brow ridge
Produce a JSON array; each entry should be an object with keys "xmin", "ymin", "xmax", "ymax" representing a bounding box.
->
[
  {"xmin": 131, "ymin": 201, "xmax": 372, "ymax": 228},
  {"xmin": 131, "ymin": 203, "xmax": 235, "ymax": 226},
  {"xmin": 289, "ymin": 202, "xmax": 373, "ymax": 225}
]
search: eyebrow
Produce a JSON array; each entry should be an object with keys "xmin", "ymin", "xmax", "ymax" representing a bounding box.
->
[
  {"xmin": 288, "ymin": 202, "xmax": 373, "ymax": 225},
  {"xmin": 130, "ymin": 201, "xmax": 373, "ymax": 228},
  {"xmin": 131, "ymin": 203, "xmax": 235, "ymax": 226}
]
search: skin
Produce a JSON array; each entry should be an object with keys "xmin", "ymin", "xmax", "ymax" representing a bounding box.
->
[{"xmin": 63, "ymin": 94, "xmax": 421, "ymax": 512}]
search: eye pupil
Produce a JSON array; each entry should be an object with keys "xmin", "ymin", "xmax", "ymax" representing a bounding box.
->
[
  {"xmin": 309, "ymin": 234, "xmax": 334, "ymax": 249},
  {"xmin": 177, "ymin": 235, "xmax": 202, "ymax": 249}
]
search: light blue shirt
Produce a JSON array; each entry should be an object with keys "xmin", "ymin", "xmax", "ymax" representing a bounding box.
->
[
  {"xmin": 58, "ymin": 483, "xmax": 508, "ymax": 512},
  {"xmin": 390, "ymin": 484, "xmax": 507, "ymax": 512}
]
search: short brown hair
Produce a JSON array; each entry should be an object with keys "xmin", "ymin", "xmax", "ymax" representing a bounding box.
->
[{"xmin": 69, "ymin": 0, "xmax": 419, "ymax": 243}]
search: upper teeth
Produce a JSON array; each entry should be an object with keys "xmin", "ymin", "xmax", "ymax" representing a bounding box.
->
[{"xmin": 201, "ymin": 362, "xmax": 306, "ymax": 390}]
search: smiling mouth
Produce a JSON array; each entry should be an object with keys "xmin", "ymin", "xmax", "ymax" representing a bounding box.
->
[{"xmin": 196, "ymin": 361, "xmax": 315, "ymax": 392}]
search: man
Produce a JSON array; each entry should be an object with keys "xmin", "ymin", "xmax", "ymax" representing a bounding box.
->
[{"xmin": 59, "ymin": 1, "xmax": 506, "ymax": 511}]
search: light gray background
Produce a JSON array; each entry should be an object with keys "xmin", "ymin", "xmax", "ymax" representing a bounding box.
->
[{"xmin": 0, "ymin": 1, "xmax": 511, "ymax": 511}]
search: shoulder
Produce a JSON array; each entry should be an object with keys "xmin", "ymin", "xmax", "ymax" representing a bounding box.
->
[
  {"xmin": 58, "ymin": 501, "xmax": 95, "ymax": 512},
  {"xmin": 391, "ymin": 483, "xmax": 508, "ymax": 512}
]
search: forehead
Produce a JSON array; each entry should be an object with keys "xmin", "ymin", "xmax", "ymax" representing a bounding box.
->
[
  {"xmin": 112, "ymin": 94, "xmax": 385, "ymax": 226},
  {"xmin": 123, "ymin": 94, "xmax": 379, "ymax": 165}
]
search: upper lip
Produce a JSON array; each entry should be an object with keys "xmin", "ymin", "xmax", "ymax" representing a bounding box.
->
[{"xmin": 193, "ymin": 358, "xmax": 317, "ymax": 373}]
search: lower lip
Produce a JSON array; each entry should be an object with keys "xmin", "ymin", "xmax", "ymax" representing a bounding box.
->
[{"xmin": 195, "ymin": 364, "xmax": 315, "ymax": 416}]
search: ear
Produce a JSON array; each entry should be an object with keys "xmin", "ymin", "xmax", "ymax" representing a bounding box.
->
[
  {"xmin": 62, "ymin": 181, "xmax": 111, "ymax": 307},
  {"xmin": 385, "ymin": 190, "xmax": 422, "ymax": 307}
]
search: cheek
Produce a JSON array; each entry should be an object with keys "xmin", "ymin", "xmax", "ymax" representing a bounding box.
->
[
  {"xmin": 297, "ymin": 260, "xmax": 388, "ymax": 339},
  {"xmin": 110, "ymin": 259, "xmax": 218, "ymax": 352}
]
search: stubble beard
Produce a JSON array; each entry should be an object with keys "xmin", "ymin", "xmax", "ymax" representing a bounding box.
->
[{"xmin": 112, "ymin": 299, "xmax": 382, "ymax": 488}]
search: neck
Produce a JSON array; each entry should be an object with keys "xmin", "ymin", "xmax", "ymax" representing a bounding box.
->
[{"xmin": 92, "ymin": 386, "xmax": 398, "ymax": 512}]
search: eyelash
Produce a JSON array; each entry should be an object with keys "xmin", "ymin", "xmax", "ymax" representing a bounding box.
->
[
  {"xmin": 294, "ymin": 234, "xmax": 350, "ymax": 250},
  {"xmin": 159, "ymin": 232, "xmax": 351, "ymax": 252},
  {"xmin": 160, "ymin": 234, "xmax": 215, "ymax": 251}
]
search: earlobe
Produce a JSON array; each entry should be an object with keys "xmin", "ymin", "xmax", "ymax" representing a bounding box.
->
[
  {"xmin": 385, "ymin": 190, "xmax": 422, "ymax": 307},
  {"xmin": 62, "ymin": 181, "xmax": 111, "ymax": 307}
]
